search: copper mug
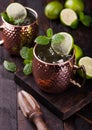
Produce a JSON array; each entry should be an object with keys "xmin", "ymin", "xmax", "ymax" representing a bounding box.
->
[
  {"xmin": 0, "ymin": 7, "xmax": 38, "ymax": 55},
  {"xmin": 32, "ymin": 44, "xmax": 86, "ymax": 94}
]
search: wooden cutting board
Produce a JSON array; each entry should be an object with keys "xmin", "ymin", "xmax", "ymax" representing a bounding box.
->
[{"xmin": 14, "ymin": 71, "xmax": 92, "ymax": 120}]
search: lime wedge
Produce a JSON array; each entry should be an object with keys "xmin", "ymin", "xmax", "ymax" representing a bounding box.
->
[
  {"xmin": 60, "ymin": 8, "xmax": 78, "ymax": 29},
  {"xmin": 6, "ymin": 2, "xmax": 27, "ymax": 20},
  {"xmin": 74, "ymin": 44, "xmax": 83, "ymax": 61},
  {"xmin": 78, "ymin": 56, "xmax": 92, "ymax": 79},
  {"xmin": 51, "ymin": 32, "xmax": 74, "ymax": 55}
]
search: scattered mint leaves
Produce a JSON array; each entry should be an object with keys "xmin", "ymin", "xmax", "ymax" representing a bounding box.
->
[
  {"xmin": 20, "ymin": 46, "xmax": 33, "ymax": 75},
  {"xmin": 35, "ymin": 28, "xmax": 65, "ymax": 46},
  {"xmin": 3, "ymin": 60, "xmax": 16, "ymax": 72},
  {"xmin": 79, "ymin": 12, "xmax": 92, "ymax": 27},
  {"xmin": 3, "ymin": 46, "xmax": 33, "ymax": 75}
]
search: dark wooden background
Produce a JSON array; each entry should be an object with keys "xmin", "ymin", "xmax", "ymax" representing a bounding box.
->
[{"xmin": 0, "ymin": 0, "xmax": 92, "ymax": 130}]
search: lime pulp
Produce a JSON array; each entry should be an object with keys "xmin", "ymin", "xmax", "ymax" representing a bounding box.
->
[
  {"xmin": 51, "ymin": 32, "xmax": 74, "ymax": 55},
  {"xmin": 78, "ymin": 56, "xmax": 92, "ymax": 79}
]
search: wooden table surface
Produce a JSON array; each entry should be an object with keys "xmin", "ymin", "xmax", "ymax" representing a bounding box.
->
[{"xmin": 0, "ymin": 0, "xmax": 92, "ymax": 130}]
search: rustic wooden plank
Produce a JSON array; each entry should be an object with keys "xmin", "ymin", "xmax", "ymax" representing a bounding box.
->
[
  {"xmin": 15, "ymin": 71, "xmax": 92, "ymax": 120},
  {"xmin": 0, "ymin": 65, "xmax": 17, "ymax": 130},
  {"xmin": 64, "ymin": 104, "xmax": 92, "ymax": 130},
  {"xmin": 76, "ymin": 103, "xmax": 92, "ymax": 125},
  {"xmin": 64, "ymin": 112, "xmax": 92, "ymax": 130}
]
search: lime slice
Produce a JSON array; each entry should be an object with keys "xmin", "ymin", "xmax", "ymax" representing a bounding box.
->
[
  {"xmin": 60, "ymin": 8, "xmax": 78, "ymax": 29},
  {"xmin": 51, "ymin": 32, "xmax": 74, "ymax": 55},
  {"xmin": 44, "ymin": 1, "xmax": 63, "ymax": 19},
  {"xmin": 6, "ymin": 2, "xmax": 27, "ymax": 20},
  {"xmin": 74, "ymin": 44, "xmax": 83, "ymax": 61},
  {"xmin": 78, "ymin": 56, "xmax": 92, "ymax": 79}
]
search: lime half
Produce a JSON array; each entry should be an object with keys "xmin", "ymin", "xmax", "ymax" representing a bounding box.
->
[
  {"xmin": 78, "ymin": 56, "xmax": 92, "ymax": 79},
  {"xmin": 51, "ymin": 32, "xmax": 74, "ymax": 55},
  {"xmin": 74, "ymin": 44, "xmax": 83, "ymax": 61},
  {"xmin": 60, "ymin": 8, "xmax": 78, "ymax": 29},
  {"xmin": 6, "ymin": 2, "xmax": 27, "ymax": 20}
]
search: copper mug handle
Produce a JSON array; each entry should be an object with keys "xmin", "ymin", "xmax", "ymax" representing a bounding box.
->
[
  {"xmin": 70, "ymin": 65, "xmax": 86, "ymax": 88},
  {"xmin": 0, "ymin": 25, "xmax": 4, "ymax": 45}
]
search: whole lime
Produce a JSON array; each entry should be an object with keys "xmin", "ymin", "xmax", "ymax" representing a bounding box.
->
[
  {"xmin": 44, "ymin": 1, "xmax": 63, "ymax": 19},
  {"xmin": 65, "ymin": 0, "xmax": 84, "ymax": 13},
  {"xmin": 74, "ymin": 44, "xmax": 83, "ymax": 61}
]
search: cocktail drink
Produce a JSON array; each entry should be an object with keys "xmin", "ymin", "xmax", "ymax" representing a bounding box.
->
[
  {"xmin": 0, "ymin": 3, "xmax": 38, "ymax": 55},
  {"xmin": 33, "ymin": 30, "xmax": 86, "ymax": 94},
  {"xmin": 35, "ymin": 44, "xmax": 72, "ymax": 63}
]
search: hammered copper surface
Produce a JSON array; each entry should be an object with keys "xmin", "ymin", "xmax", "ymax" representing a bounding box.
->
[
  {"xmin": 33, "ymin": 45, "xmax": 76, "ymax": 94},
  {"xmin": 1, "ymin": 8, "xmax": 38, "ymax": 55}
]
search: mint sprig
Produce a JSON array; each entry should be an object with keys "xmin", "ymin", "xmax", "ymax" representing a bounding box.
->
[
  {"xmin": 1, "ymin": 12, "xmax": 24, "ymax": 25},
  {"xmin": 35, "ymin": 28, "xmax": 65, "ymax": 45},
  {"xmin": 1, "ymin": 12, "xmax": 14, "ymax": 24}
]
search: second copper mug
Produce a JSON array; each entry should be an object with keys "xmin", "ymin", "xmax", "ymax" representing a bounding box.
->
[
  {"xmin": 33, "ymin": 44, "xmax": 86, "ymax": 94},
  {"xmin": 0, "ymin": 7, "xmax": 38, "ymax": 55}
]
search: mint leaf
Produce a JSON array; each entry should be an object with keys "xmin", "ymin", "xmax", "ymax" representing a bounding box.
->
[
  {"xmin": 24, "ymin": 59, "xmax": 31, "ymax": 65},
  {"xmin": 1, "ymin": 12, "xmax": 10, "ymax": 23},
  {"xmin": 34, "ymin": 36, "xmax": 50, "ymax": 45},
  {"xmin": 14, "ymin": 18, "xmax": 24, "ymax": 25},
  {"xmin": 79, "ymin": 12, "xmax": 92, "ymax": 27},
  {"xmin": 20, "ymin": 47, "xmax": 29, "ymax": 59},
  {"xmin": 23, "ymin": 63, "xmax": 32, "ymax": 75},
  {"xmin": 1, "ymin": 12, "xmax": 15, "ymax": 24},
  {"xmin": 20, "ymin": 47, "xmax": 33, "ymax": 60},
  {"xmin": 1, "ymin": 12, "xmax": 24, "ymax": 25},
  {"xmin": 51, "ymin": 34, "xmax": 65, "ymax": 44},
  {"xmin": 46, "ymin": 28, "xmax": 53, "ymax": 38},
  {"xmin": 3, "ymin": 60, "xmax": 16, "ymax": 72},
  {"xmin": 1, "ymin": 12, "xmax": 9, "ymax": 20}
]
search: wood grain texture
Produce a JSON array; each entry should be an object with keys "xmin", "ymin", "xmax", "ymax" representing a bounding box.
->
[
  {"xmin": 0, "ymin": 0, "xmax": 92, "ymax": 130},
  {"xmin": 15, "ymin": 70, "xmax": 92, "ymax": 120},
  {"xmin": 0, "ymin": 66, "xmax": 17, "ymax": 130}
]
